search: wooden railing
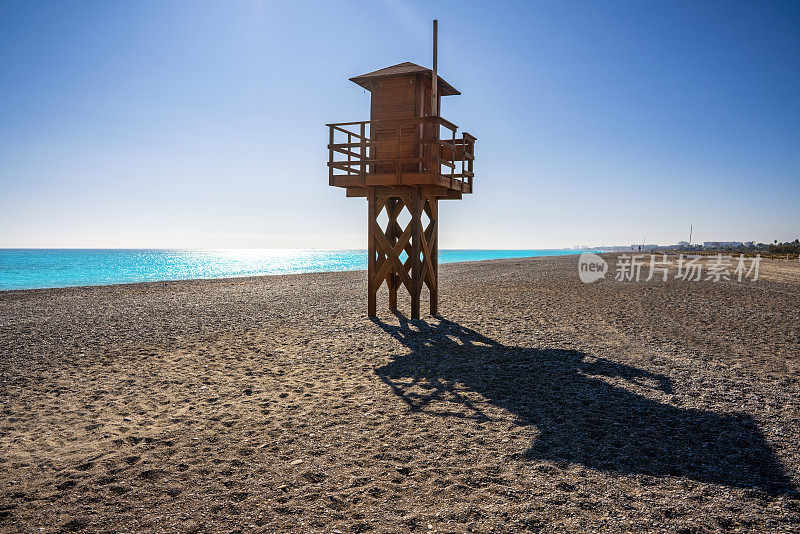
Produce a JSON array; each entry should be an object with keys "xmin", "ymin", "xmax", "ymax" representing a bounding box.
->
[{"xmin": 326, "ymin": 116, "xmax": 475, "ymax": 191}]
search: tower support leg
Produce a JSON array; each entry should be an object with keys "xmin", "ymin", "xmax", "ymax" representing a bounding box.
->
[
  {"xmin": 387, "ymin": 198, "xmax": 399, "ymax": 310},
  {"xmin": 428, "ymin": 197, "xmax": 438, "ymax": 316},
  {"xmin": 410, "ymin": 188, "xmax": 422, "ymax": 319},
  {"xmin": 367, "ymin": 189, "xmax": 377, "ymax": 317},
  {"xmin": 365, "ymin": 187, "xmax": 438, "ymax": 320}
]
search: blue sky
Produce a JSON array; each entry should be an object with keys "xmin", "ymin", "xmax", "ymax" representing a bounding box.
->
[{"xmin": 1, "ymin": 0, "xmax": 798, "ymax": 248}]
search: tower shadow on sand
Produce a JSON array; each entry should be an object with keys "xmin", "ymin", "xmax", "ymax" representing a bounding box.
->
[{"xmin": 373, "ymin": 315, "xmax": 796, "ymax": 495}]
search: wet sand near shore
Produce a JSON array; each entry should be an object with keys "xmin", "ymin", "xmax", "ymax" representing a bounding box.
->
[{"xmin": 1, "ymin": 254, "xmax": 799, "ymax": 532}]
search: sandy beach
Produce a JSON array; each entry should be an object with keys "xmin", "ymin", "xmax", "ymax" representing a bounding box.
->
[{"xmin": 1, "ymin": 254, "xmax": 799, "ymax": 533}]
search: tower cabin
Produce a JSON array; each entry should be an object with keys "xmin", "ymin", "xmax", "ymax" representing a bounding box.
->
[
  {"xmin": 327, "ymin": 61, "xmax": 475, "ymax": 197},
  {"xmin": 327, "ymin": 30, "xmax": 476, "ymax": 319}
]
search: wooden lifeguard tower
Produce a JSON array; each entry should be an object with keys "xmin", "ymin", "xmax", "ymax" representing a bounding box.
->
[{"xmin": 327, "ymin": 20, "xmax": 476, "ymax": 319}]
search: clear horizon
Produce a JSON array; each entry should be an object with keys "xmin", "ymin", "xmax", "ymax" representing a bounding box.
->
[{"xmin": 1, "ymin": 1, "xmax": 798, "ymax": 249}]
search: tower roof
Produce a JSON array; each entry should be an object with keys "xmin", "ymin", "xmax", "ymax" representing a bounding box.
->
[{"xmin": 349, "ymin": 62, "xmax": 460, "ymax": 96}]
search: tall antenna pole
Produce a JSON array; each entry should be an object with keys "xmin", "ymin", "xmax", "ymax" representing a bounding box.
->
[
  {"xmin": 689, "ymin": 225, "xmax": 693, "ymax": 246},
  {"xmin": 432, "ymin": 19, "xmax": 438, "ymax": 117}
]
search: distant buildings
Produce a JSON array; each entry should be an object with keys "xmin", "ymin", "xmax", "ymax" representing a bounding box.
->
[
  {"xmin": 578, "ymin": 240, "xmax": 760, "ymax": 252},
  {"xmin": 637, "ymin": 244, "xmax": 660, "ymax": 252},
  {"xmin": 703, "ymin": 241, "xmax": 744, "ymax": 248}
]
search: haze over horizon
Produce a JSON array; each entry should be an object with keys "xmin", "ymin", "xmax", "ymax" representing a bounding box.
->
[{"xmin": 1, "ymin": 1, "xmax": 798, "ymax": 249}]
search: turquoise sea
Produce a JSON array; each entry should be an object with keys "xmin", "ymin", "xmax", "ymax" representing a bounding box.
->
[{"xmin": 0, "ymin": 249, "xmax": 585, "ymax": 291}]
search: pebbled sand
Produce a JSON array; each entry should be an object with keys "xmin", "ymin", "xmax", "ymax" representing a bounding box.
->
[{"xmin": 1, "ymin": 254, "xmax": 799, "ymax": 533}]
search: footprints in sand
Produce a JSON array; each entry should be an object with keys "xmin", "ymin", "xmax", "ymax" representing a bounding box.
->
[
  {"xmin": 55, "ymin": 480, "xmax": 77, "ymax": 491},
  {"xmin": 138, "ymin": 469, "xmax": 165, "ymax": 481}
]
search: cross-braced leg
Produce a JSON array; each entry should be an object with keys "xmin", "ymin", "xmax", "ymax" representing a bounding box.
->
[
  {"xmin": 387, "ymin": 197, "xmax": 401, "ymax": 310},
  {"xmin": 410, "ymin": 189, "xmax": 423, "ymax": 319}
]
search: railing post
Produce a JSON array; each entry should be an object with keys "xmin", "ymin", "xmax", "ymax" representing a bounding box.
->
[
  {"xmin": 347, "ymin": 131, "xmax": 352, "ymax": 175},
  {"xmin": 395, "ymin": 121, "xmax": 401, "ymax": 184},
  {"xmin": 422, "ymin": 117, "xmax": 428, "ymax": 174},
  {"xmin": 452, "ymin": 127, "xmax": 456, "ymax": 185},
  {"xmin": 328, "ymin": 126, "xmax": 334, "ymax": 186},
  {"xmin": 432, "ymin": 117, "xmax": 438, "ymax": 179},
  {"xmin": 360, "ymin": 122, "xmax": 366, "ymax": 184},
  {"xmin": 468, "ymin": 140, "xmax": 474, "ymax": 190},
  {"xmin": 459, "ymin": 135, "xmax": 464, "ymax": 182},
  {"xmin": 417, "ymin": 117, "xmax": 423, "ymax": 173}
]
